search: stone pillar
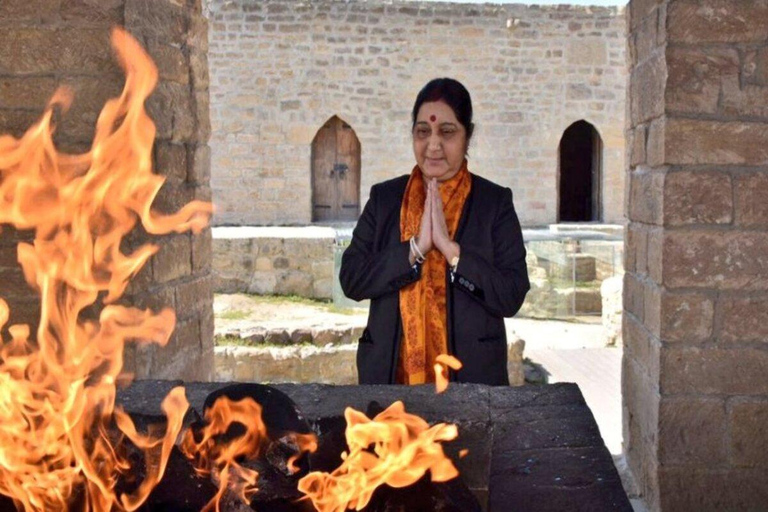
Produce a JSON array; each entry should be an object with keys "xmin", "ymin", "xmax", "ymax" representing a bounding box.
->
[
  {"xmin": 0, "ymin": 0, "xmax": 214, "ymax": 380},
  {"xmin": 625, "ymin": 0, "xmax": 768, "ymax": 510}
]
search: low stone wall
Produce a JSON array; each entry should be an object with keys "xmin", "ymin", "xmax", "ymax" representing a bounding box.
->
[
  {"xmin": 214, "ymin": 338, "xmax": 526, "ymax": 386},
  {"xmin": 213, "ymin": 226, "xmax": 335, "ymax": 299}
]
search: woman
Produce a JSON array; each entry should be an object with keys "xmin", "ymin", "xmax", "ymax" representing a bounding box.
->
[{"xmin": 340, "ymin": 78, "xmax": 530, "ymax": 386}]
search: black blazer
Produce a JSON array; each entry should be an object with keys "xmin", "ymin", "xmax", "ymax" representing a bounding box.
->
[{"xmin": 340, "ymin": 173, "xmax": 530, "ymax": 385}]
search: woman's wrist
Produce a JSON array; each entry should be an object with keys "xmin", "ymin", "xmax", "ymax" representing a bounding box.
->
[{"xmin": 441, "ymin": 241, "xmax": 460, "ymax": 262}]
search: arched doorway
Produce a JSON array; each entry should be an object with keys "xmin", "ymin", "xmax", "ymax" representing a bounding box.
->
[
  {"xmin": 558, "ymin": 120, "xmax": 603, "ymax": 222},
  {"xmin": 311, "ymin": 116, "xmax": 361, "ymax": 222}
]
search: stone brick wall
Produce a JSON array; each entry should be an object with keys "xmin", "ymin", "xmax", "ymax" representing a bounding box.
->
[
  {"xmin": 0, "ymin": 0, "xmax": 214, "ymax": 381},
  {"xmin": 624, "ymin": 0, "xmax": 768, "ymax": 509},
  {"xmin": 205, "ymin": 0, "xmax": 627, "ymax": 227},
  {"xmin": 212, "ymin": 227, "xmax": 335, "ymax": 299}
]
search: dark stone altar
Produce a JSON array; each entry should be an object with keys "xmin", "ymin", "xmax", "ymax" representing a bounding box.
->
[{"xmin": 115, "ymin": 381, "xmax": 632, "ymax": 512}]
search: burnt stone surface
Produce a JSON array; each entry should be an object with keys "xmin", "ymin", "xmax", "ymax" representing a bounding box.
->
[{"xmin": 116, "ymin": 381, "xmax": 632, "ymax": 512}]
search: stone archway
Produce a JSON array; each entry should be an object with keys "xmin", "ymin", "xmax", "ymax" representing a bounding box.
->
[
  {"xmin": 311, "ymin": 116, "xmax": 361, "ymax": 222},
  {"xmin": 558, "ymin": 120, "xmax": 603, "ymax": 222}
]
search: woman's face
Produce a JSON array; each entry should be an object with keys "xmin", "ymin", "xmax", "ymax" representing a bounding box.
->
[{"xmin": 412, "ymin": 100, "xmax": 467, "ymax": 182}]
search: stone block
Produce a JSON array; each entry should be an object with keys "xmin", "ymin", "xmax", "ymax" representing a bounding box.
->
[
  {"xmin": 0, "ymin": 108, "xmax": 43, "ymax": 138},
  {"xmin": 628, "ymin": 0, "xmax": 662, "ymax": 31},
  {"xmin": 746, "ymin": 48, "xmax": 768, "ymax": 86},
  {"xmin": 155, "ymin": 142, "xmax": 188, "ymax": 183},
  {"xmin": 661, "ymin": 346, "xmax": 768, "ymax": 395},
  {"xmin": 658, "ymin": 468, "xmax": 768, "ymax": 512},
  {"xmin": 643, "ymin": 279, "xmax": 661, "ymax": 339},
  {"xmin": 630, "ymin": 51, "xmax": 665, "ymax": 126},
  {"xmin": 194, "ymin": 91, "xmax": 211, "ymax": 143},
  {"xmin": 663, "ymin": 170, "xmax": 732, "ymax": 225},
  {"xmin": 629, "ymin": 124, "xmax": 646, "ymax": 167},
  {"xmin": 633, "ymin": 4, "xmax": 658, "ymax": 64},
  {"xmin": 719, "ymin": 296, "xmax": 768, "ymax": 344},
  {"xmin": 247, "ymin": 271, "xmax": 277, "ymax": 295},
  {"xmin": 665, "ymin": 119, "xmax": 768, "ymax": 166},
  {"xmin": 646, "ymin": 227, "xmax": 663, "ymax": 284},
  {"xmin": 274, "ymin": 270, "xmax": 313, "ymax": 297},
  {"xmin": 190, "ymin": 48, "xmax": 210, "ymax": 90},
  {"xmin": 623, "ymin": 313, "xmax": 660, "ymax": 384},
  {"xmin": 152, "ymin": 235, "xmax": 192, "ymax": 284},
  {"xmin": 188, "ymin": 145, "xmax": 211, "ymax": 185},
  {"xmin": 125, "ymin": 285, "xmax": 175, "ymax": 314},
  {"xmin": 191, "ymin": 227, "xmax": 212, "ymax": 275},
  {"xmin": 0, "ymin": 0, "xmax": 59, "ymax": 22},
  {"xmin": 623, "ymin": 272, "xmax": 645, "ymax": 322},
  {"xmin": 735, "ymin": 172, "xmax": 768, "ymax": 227},
  {"xmin": 659, "ymin": 292, "xmax": 713, "ymax": 343},
  {"xmin": 174, "ymin": 275, "xmax": 212, "ymax": 321},
  {"xmin": 658, "ymin": 397, "xmax": 726, "ymax": 465},
  {"xmin": 146, "ymin": 82, "xmax": 194, "ymax": 142},
  {"xmin": 625, "ymin": 224, "xmax": 647, "ymax": 275},
  {"xmin": 57, "ymin": 28, "xmax": 117, "ymax": 75},
  {"xmin": 56, "ymin": 76, "xmax": 124, "ymax": 143},
  {"xmin": 490, "ymin": 447, "xmax": 628, "ymax": 512},
  {"xmin": 0, "ymin": 77, "xmax": 56, "ymax": 110},
  {"xmin": 667, "ymin": 0, "xmax": 768, "ymax": 44},
  {"xmin": 60, "ymin": 0, "xmax": 125, "ymax": 24},
  {"xmin": 663, "ymin": 231, "xmax": 768, "ymax": 290},
  {"xmin": 721, "ymin": 79, "xmax": 768, "ymax": 119},
  {"xmin": 0, "ymin": 29, "xmax": 59, "ymax": 75},
  {"xmin": 628, "ymin": 168, "xmax": 664, "ymax": 225},
  {"xmin": 666, "ymin": 46, "xmax": 739, "ymax": 115},
  {"xmin": 645, "ymin": 117, "xmax": 666, "ymax": 167},
  {"xmin": 567, "ymin": 39, "xmax": 607, "ymax": 66},
  {"xmin": 621, "ymin": 357, "xmax": 660, "ymax": 493},
  {"xmin": 729, "ymin": 401, "xmax": 768, "ymax": 467},
  {"xmin": 145, "ymin": 41, "xmax": 188, "ymax": 85},
  {"xmin": 125, "ymin": 0, "xmax": 187, "ymax": 46},
  {"xmin": 187, "ymin": 13, "xmax": 209, "ymax": 51}
]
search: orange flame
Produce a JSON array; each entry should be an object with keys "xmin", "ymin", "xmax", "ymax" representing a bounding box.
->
[
  {"xmin": 180, "ymin": 396, "xmax": 317, "ymax": 512},
  {"xmin": 434, "ymin": 354, "xmax": 462, "ymax": 394},
  {"xmin": 0, "ymin": 28, "xmax": 212, "ymax": 511},
  {"xmin": 297, "ymin": 401, "xmax": 459, "ymax": 512}
]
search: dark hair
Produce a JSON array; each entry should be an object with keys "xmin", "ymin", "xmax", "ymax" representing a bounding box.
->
[{"xmin": 411, "ymin": 78, "xmax": 475, "ymax": 146}]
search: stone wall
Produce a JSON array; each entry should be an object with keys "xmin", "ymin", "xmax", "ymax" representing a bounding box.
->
[
  {"xmin": 624, "ymin": 0, "xmax": 768, "ymax": 509},
  {"xmin": 0, "ymin": 0, "xmax": 214, "ymax": 381},
  {"xmin": 205, "ymin": 0, "xmax": 627, "ymax": 227},
  {"xmin": 213, "ymin": 227, "xmax": 335, "ymax": 299}
]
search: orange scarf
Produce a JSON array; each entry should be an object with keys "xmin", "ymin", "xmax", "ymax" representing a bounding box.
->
[{"xmin": 397, "ymin": 161, "xmax": 472, "ymax": 384}]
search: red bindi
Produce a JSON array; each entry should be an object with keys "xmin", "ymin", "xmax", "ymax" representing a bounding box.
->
[{"xmin": 429, "ymin": 115, "xmax": 437, "ymax": 122}]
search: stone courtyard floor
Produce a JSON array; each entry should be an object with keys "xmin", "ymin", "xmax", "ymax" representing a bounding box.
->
[{"xmin": 213, "ymin": 293, "xmax": 646, "ymax": 511}]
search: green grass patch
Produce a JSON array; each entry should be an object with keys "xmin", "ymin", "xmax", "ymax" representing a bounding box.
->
[{"xmin": 219, "ymin": 309, "xmax": 251, "ymax": 320}]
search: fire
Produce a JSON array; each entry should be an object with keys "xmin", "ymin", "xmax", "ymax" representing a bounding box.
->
[
  {"xmin": 0, "ymin": 27, "xmax": 212, "ymax": 511},
  {"xmin": 434, "ymin": 354, "xmax": 462, "ymax": 393},
  {"xmin": 179, "ymin": 396, "xmax": 317, "ymax": 512},
  {"xmin": 297, "ymin": 401, "xmax": 459, "ymax": 512}
]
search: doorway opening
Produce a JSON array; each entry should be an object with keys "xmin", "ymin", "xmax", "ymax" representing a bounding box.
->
[{"xmin": 558, "ymin": 120, "xmax": 603, "ymax": 222}]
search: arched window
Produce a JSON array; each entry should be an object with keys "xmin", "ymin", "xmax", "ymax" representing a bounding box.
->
[
  {"xmin": 311, "ymin": 116, "xmax": 361, "ymax": 222},
  {"xmin": 558, "ymin": 120, "xmax": 603, "ymax": 222}
]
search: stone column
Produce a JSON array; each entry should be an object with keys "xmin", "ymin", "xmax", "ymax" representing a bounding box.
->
[
  {"xmin": 625, "ymin": 0, "xmax": 768, "ymax": 510},
  {"xmin": 0, "ymin": 0, "xmax": 213, "ymax": 380}
]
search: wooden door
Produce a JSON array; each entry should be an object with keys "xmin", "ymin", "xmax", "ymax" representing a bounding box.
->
[{"xmin": 311, "ymin": 116, "xmax": 361, "ymax": 222}]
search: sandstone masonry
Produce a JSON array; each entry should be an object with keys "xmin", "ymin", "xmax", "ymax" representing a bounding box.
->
[
  {"xmin": 0, "ymin": 0, "xmax": 214, "ymax": 381},
  {"xmin": 625, "ymin": 0, "xmax": 768, "ymax": 509},
  {"xmin": 205, "ymin": 0, "xmax": 627, "ymax": 227}
]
